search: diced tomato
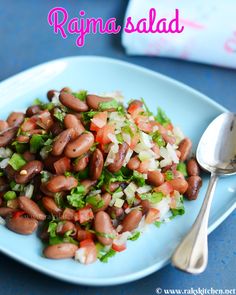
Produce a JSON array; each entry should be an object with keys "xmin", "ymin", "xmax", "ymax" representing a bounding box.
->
[
  {"xmin": 13, "ymin": 211, "xmax": 26, "ymax": 219},
  {"xmin": 152, "ymin": 143, "xmax": 161, "ymax": 159},
  {"xmin": 129, "ymin": 133, "xmax": 140, "ymax": 149},
  {"xmin": 145, "ymin": 208, "xmax": 160, "ymax": 224},
  {"xmin": 75, "ymin": 206, "xmax": 94, "ymax": 224},
  {"xmin": 155, "ymin": 181, "xmax": 174, "ymax": 195},
  {"xmin": 112, "ymin": 242, "xmax": 126, "ymax": 252},
  {"xmin": 135, "ymin": 116, "xmax": 152, "ymax": 133},
  {"xmin": 54, "ymin": 157, "xmax": 71, "ymax": 175},
  {"xmin": 90, "ymin": 111, "xmax": 108, "ymax": 132},
  {"xmin": 21, "ymin": 117, "xmax": 37, "ymax": 132},
  {"xmin": 127, "ymin": 102, "xmax": 143, "ymax": 115},
  {"xmin": 77, "ymin": 229, "xmax": 95, "ymax": 242},
  {"xmin": 96, "ymin": 124, "xmax": 115, "ymax": 145},
  {"xmin": 123, "ymin": 202, "xmax": 129, "ymax": 210},
  {"xmin": 137, "ymin": 160, "xmax": 150, "ymax": 173},
  {"xmin": 80, "ymin": 239, "xmax": 95, "ymax": 248},
  {"xmin": 77, "ymin": 239, "xmax": 97, "ymax": 264},
  {"xmin": 166, "ymin": 123, "xmax": 174, "ymax": 131},
  {"xmin": 37, "ymin": 111, "xmax": 54, "ymax": 130}
]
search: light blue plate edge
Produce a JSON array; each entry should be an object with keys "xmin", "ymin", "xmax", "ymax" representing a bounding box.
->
[{"xmin": 0, "ymin": 56, "xmax": 235, "ymax": 286}]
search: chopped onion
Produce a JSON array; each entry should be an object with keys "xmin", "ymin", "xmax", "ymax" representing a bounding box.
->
[
  {"xmin": 51, "ymin": 92, "xmax": 60, "ymax": 105},
  {"xmin": 0, "ymin": 158, "xmax": 10, "ymax": 169},
  {"xmin": 138, "ymin": 150, "xmax": 156, "ymax": 162},
  {"xmin": 104, "ymin": 143, "xmax": 119, "ymax": 166},
  {"xmin": 88, "ymin": 190, "xmax": 101, "ymax": 197},
  {"xmin": 24, "ymin": 184, "xmax": 34, "ymax": 198},
  {"xmin": 114, "ymin": 198, "xmax": 124, "ymax": 208},
  {"xmin": 123, "ymin": 148, "xmax": 133, "ymax": 167},
  {"xmin": 140, "ymin": 132, "xmax": 153, "ymax": 149},
  {"xmin": 124, "ymin": 182, "xmax": 137, "ymax": 201},
  {"xmin": 147, "ymin": 158, "xmax": 159, "ymax": 171},
  {"xmin": 137, "ymin": 185, "xmax": 152, "ymax": 194},
  {"xmin": 122, "ymin": 133, "xmax": 131, "ymax": 145},
  {"xmin": 0, "ymin": 148, "xmax": 13, "ymax": 159},
  {"xmin": 166, "ymin": 143, "xmax": 179, "ymax": 164},
  {"xmin": 152, "ymin": 197, "xmax": 171, "ymax": 221},
  {"xmin": 173, "ymin": 126, "xmax": 185, "ymax": 144},
  {"xmin": 0, "ymin": 216, "xmax": 6, "ymax": 225},
  {"xmin": 110, "ymin": 191, "xmax": 124, "ymax": 206},
  {"xmin": 75, "ymin": 248, "xmax": 87, "ymax": 264}
]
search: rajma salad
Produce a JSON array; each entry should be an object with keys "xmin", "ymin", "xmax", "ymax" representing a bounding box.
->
[{"xmin": 0, "ymin": 88, "xmax": 202, "ymax": 264}]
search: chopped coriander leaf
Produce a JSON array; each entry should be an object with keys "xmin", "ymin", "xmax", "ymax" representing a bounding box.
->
[
  {"xmin": 82, "ymin": 110, "xmax": 98, "ymax": 124},
  {"xmin": 86, "ymin": 194, "xmax": 105, "ymax": 209},
  {"xmin": 3, "ymin": 191, "xmax": 17, "ymax": 201},
  {"xmin": 12, "ymin": 142, "xmax": 28, "ymax": 154},
  {"xmin": 49, "ymin": 236, "xmax": 63, "ymax": 245},
  {"xmin": 128, "ymin": 231, "xmax": 141, "ymax": 241},
  {"xmin": 132, "ymin": 171, "xmax": 146, "ymax": 187},
  {"xmin": 48, "ymin": 221, "xmax": 57, "ymax": 238},
  {"xmin": 141, "ymin": 98, "xmax": 153, "ymax": 116},
  {"xmin": 10, "ymin": 181, "xmax": 25, "ymax": 192},
  {"xmin": 171, "ymin": 207, "xmax": 185, "ymax": 216},
  {"xmin": 64, "ymin": 171, "xmax": 72, "ymax": 177},
  {"xmin": 76, "ymin": 167, "xmax": 89, "ymax": 180},
  {"xmin": 89, "ymin": 142, "xmax": 99, "ymax": 152},
  {"xmin": 99, "ymin": 249, "xmax": 116, "ymax": 263},
  {"xmin": 33, "ymin": 98, "xmax": 43, "ymax": 106},
  {"xmin": 155, "ymin": 107, "xmax": 171, "ymax": 126},
  {"xmin": 30, "ymin": 134, "xmax": 45, "ymax": 153},
  {"xmin": 73, "ymin": 90, "xmax": 87, "ymax": 101},
  {"xmin": 54, "ymin": 109, "xmax": 65, "ymax": 122},
  {"xmin": 165, "ymin": 170, "xmax": 174, "ymax": 181},
  {"xmin": 152, "ymin": 132, "xmax": 166, "ymax": 147},
  {"xmin": 8, "ymin": 153, "xmax": 26, "ymax": 171},
  {"xmin": 116, "ymin": 134, "xmax": 123, "ymax": 143},
  {"xmin": 177, "ymin": 162, "xmax": 188, "ymax": 177},
  {"xmin": 154, "ymin": 221, "xmax": 162, "ymax": 228},
  {"xmin": 55, "ymin": 193, "xmax": 65, "ymax": 208},
  {"xmin": 41, "ymin": 171, "xmax": 50, "ymax": 183},
  {"xmin": 67, "ymin": 185, "xmax": 86, "ymax": 209},
  {"xmin": 99, "ymin": 99, "xmax": 119, "ymax": 111},
  {"xmin": 140, "ymin": 192, "xmax": 163, "ymax": 204},
  {"xmin": 122, "ymin": 125, "xmax": 134, "ymax": 137},
  {"xmin": 0, "ymin": 171, "xmax": 4, "ymax": 176}
]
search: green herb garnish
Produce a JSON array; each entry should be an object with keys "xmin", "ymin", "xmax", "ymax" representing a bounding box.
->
[{"xmin": 8, "ymin": 153, "xmax": 26, "ymax": 171}]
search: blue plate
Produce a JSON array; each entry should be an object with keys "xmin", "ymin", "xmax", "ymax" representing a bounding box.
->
[{"xmin": 0, "ymin": 56, "xmax": 235, "ymax": 286}]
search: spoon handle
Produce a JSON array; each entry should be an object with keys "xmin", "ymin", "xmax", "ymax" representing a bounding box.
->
[{"xmin": 171, "ymin": 173, "xmax": 218, "ymax": 274}]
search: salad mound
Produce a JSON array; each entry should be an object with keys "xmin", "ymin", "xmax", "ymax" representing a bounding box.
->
[{"xmin": 0, "ymin": 88, "xmax": 202, "ymax": 264}]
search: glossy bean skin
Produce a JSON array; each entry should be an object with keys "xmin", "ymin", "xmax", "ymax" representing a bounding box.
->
[
  {"xmin": 65, "ymin": 132, "xmax": 94, "ymax": 158},
  {"xmin": 7, "ymin": 112, "xmax": 25, "ymax": 127},
  {"xmin": 0, "ymin": 176, "xmax": 9, "ymax": 192},
  {"xmin": 47, "ymin": 89, "xmax": 56, "ymax": 101},
  {"xmin": 80, "ymin": 179, "xmax": 97, "ymax": 194},
  {"xmin": 178, "ymin": 138, "xmax": 192, "ymax": 162},
  {"xmin": 15, "ymin": 161, "xmax": 43, "ymax": 184},
  {"xmin": 0, "ymin": 120, "xmax": 9, "ymax": 132},
  {"xmin": 187, "ymin": 158, "xmax": 200, "ymax": 176},
  {"xmin": 52, "ymin": 128, "xmax": 75, "ymax": 156},
  {"xmin": 42, "ymin": 197, "xmax": 62, "ymax": 216},
  {"xmin": 43, "ymin": 243, "xmax": 78, "ymax": 259},
  {"xmin": 18, "ymin": 196, "xmax": 46, "ymax": 221},
  {"xmin": 107, "ymin": 207, "xmax": 124, "ymax": 219},
  {"xmin": 89, "ymin": 149, "xmax": 104, "ymax": 180},
  {"xmin": 59, "ymin": 92, "xmax": 88, "ymax": 112},
  {"xmin": 94, "ymin": 211, "xmax": 114, "ymax": 246},
  {"xmin": 127, "ymin": 156, "xmax": 140, "ymax": 171},
  {"xmin": 4, "ymin": 165, "xmax": 15, "ymax": 180},
  {"xmin": 185, "ymin": 176, "xmax": 202, "ymax": 200},
  {"xmin": 23, "ymin": 151, "xmax": 36, "ymax": 162},
  {"xmin": 93, "ymin": 193, "xmax": 111, "ymax": 213},
  {"xmin": 26, "ymin": 105, "xmax": 42, "ymax": 117},
  {"xmin": 147, "ymin": 170, "xmax": 164, "ymax": 187},
  {"xmin": 168, "ymin": 178, "xmax": 189, "ymax": 194},
  {"xmin": 0, "ymin": 207, "xmax": 16, "ymax": 217},
  {"xmin": 86, "ymin": 95, "xmax": 113, "ymax": 110},
  {"xmin": 64, "ymin": 114, "xmax": 85, "ymax": 138},
  {"xmin": 73, "ymin": 154, "xmax": 89, "ymax": 172},
  {"xmin": 107, "ymin": 142, "xmax": 129, "ymax": 173},
  {"xmin": 101, "ymin": 181, "xmax": 121, "ymax": 193},
  {"xmin": 121, "ymin": 209, "xmax": 142, "ymax": 233},
  {"xmin": 46, "ymin": 175, "xmax": 78, "ymax": 193},
  {"xmin": 140, "ymin": 200, "xmax": 152, "ymax": 215},
  {"xmin": 60, "ymin": 87, "xmax": 72, "ymax": 93},
  {"xmin": 56, "ymin": 221, "xmax": 76, "ymax": 235},
  {"xmin": 0, "ymin": 127, "xmax": 17, "ymax": 147},
  {"xmin": 61, "ymin": 208, "xmax": 75, "ymax": 221},
  {"xmin": 6, "ymin": 215, "xmax": 38, "ymax": 235},
  {"xmin": 50, "ymin": 122, "xmax": 64, "ymax": 136}
]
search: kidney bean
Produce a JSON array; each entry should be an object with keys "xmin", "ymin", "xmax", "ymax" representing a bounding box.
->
[
  {"xmin": 76, "ymin": 228, "xmax": 95, "ymax": 242},
  {"xmin": 6, "ymin": 215, "xmax": 38, "ymax": 235},
  {"xmin": 0, "ymin": 176, "xmax": 9, "ymax": 192},
  {"xmin": 50, "ymin": 121, "xmax": 64, "ymax": 136},
  {"xmin": 185, "ymin": 176, "xmax": 202, "ymax": 200},
  {"xmin": 56, "ymin": 221, "xmax": 76, "ymax": 235},
  {"xmin": 121, "ymin": 209, "xmax": 142, "ymax": 233},
  {"xmin": 107, "ymin": 142, "xmax": 129, "ymax": 173},
  {"xmin": 18, "ymin": 196, "xmax": 46, "ymax": 221},
  {"xmin": 7, "ymin": 112, "xmax": 25, "ymax": 127},
  {"xmin": 94, "ymin": 193, "xmax": 111, "ymax": 213},
  {"xmin": 46, "ymin": 175, "xmax": 78, "ymax": 193},
  {"xmin": 65, "ymin": 132, "xmax": 94, "ymax": 158},
  {"xmin": 107, "ymin": 207, "xmax": 124, "ymax": 219},
  {"xmin": 47, "ymin": 89, "xmax": 56, "ymax": 101},
  {"xmin": 94, "ymin": 211, "xmax": 115, "ymax": 245},
  {"xmin": 89, "ymin": 149, "xmax": 104, "ymax": 180},
  {"xmin": 178, "ymin": 138, "xmax": 192, "ymax": 162},
  {"xmin": 23, "ymin": 151, "xmax": 36, "ymax": 162},
  {"xmin": 64, "ymin": 114, "xmax": 85, "ymax": 138},
  {"xmin": 0, "ymin": 127, "xmax": 17, "ymax": 147},
  {"xmin": 187, "ymin": 158, "xmax": 200, "ymax": 176},
  {"xmin": 26, "ymin": 105, "xmax": 42, "ymax": 117},
  {"xmin": 127, "ymin": 156, "xmax": 141, "ymax": 171},
  {"xmin": 73, "ymin": 154, "xmax": 89, "ymax": 172},
  {"xmin": 16, "ymin": 135, "xmax": 30, "ymax": 143},
  {"xmin": 147, "ymin": 170, "xmax": 164, "ymax": 187},
  {"xmin": 40, "ymin": 183, "xmax": 56, "ymax": 197},
  {"xmin": 15, "ymin": 160, "xmax": 43, "ymax": 184},
  {"xmin": 52, "ymin": 128, "xmax": 75, "ymax": 156},
  {"xmin": 43, "ymin": 243, "xmax": 78, "ymax": 259},
  {"xmin": 80, "ymin": 179, "xmax": 97, "ymax": 194},
  {"xmin": 0, "ymin": 120, "xmax": 9, "ymax": 132},
  {"xmin": 61, "ymin": 208, "xmax": 75, "ymax": 221},
  {"xmin": 0, "ymin": 207, "xmax": 16, "ymax": 217},
  {"xmin": 60, "ymin": 87, "xmax": 72, "ymax": 93},
  {"xmin": 42, "ymin": 197, "xmax": 62, "ymax": 216},
  {"xmin": 59, "ymin": 92, "xmax": 88, "ymax": 112},
  {"xmin": 43, "ymin": 155, "xmax": 61, "ymax": 173},
  {"xmin": 101, "ymin": 181, "xmax": 121, "ymax": 193},
  {"xmin": 168, "ymin": 178, "xmax": 188, "ymax": 194},
  {"xmin": 4, "ymin": 165, "xmax": 15, "ymax": 180},
  {"xmin": 86, "ymin": 95, "xmax": 113, "ymax": 110},
  {"xmin": 140, "ymin": 200, "xmax": 152, "ymax": 215},
  {"xmin": 39, "ymin": 226, "xmax": 49, "ymax": 241}
]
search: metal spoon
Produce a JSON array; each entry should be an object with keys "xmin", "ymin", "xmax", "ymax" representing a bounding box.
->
[{"xmin": 172, "ymin": 112, "xmax": 236, "ymax": 274}]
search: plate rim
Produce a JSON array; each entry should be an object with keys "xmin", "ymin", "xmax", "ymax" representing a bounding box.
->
[{"xmin": 0, "ymin": 55, "xmax": 235, "ymax": 286}]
